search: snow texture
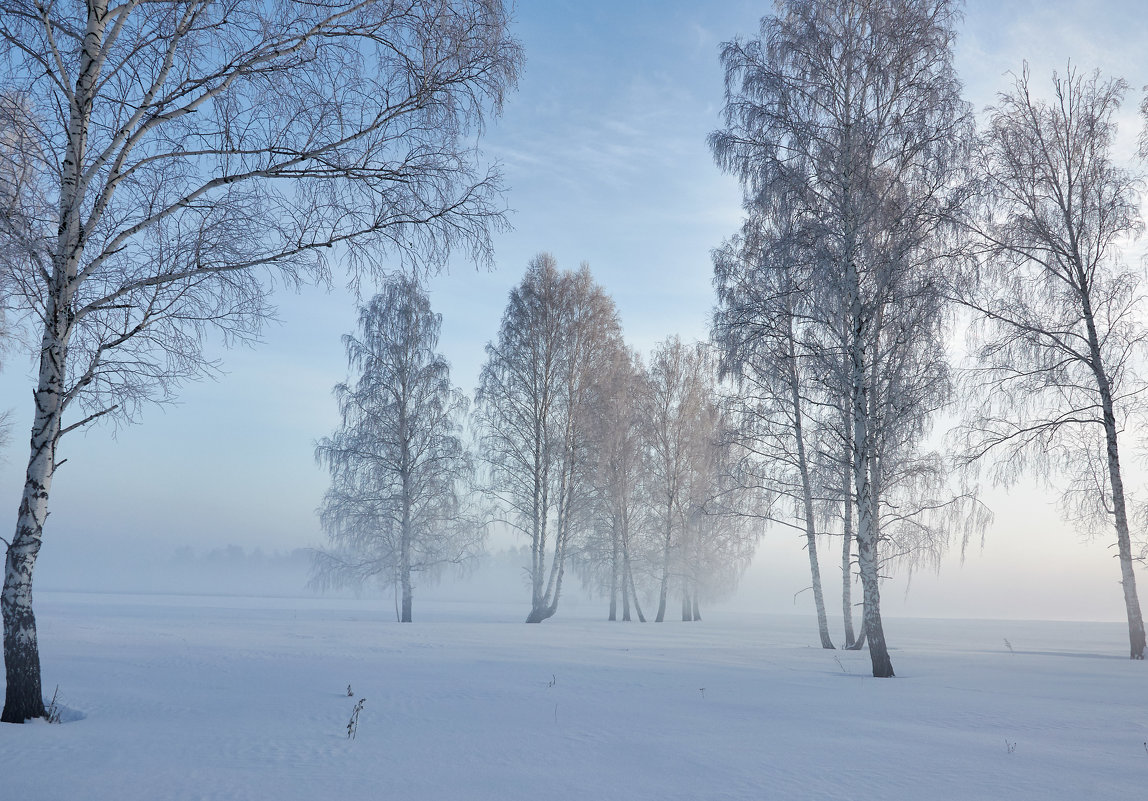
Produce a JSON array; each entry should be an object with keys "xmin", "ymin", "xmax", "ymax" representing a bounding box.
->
[{"xmin": 1, "ymin": 593, "xmax": 1145, "ymax": 799}]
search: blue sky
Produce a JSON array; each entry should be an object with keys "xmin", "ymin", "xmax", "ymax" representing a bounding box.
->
[{"xmin": 1, "ymin": 1, "xmax": 1146, "ymax": 619}]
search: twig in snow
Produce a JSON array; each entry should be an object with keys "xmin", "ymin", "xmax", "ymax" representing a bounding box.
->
[{"xmin": 347, "ymin": 698, "xmax": 366, "ymax": 740}]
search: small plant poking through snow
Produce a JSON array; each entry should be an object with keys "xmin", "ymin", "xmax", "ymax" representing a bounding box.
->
[
  {"xmin": 833, "ymin": 656, "xmax": 849, "ymax": 674},
  {"xmin": 699, "ymin": 688, "xmax": 706, "ymax": 699},
  {"xmin": 45, "ymin": 685, "xmax": 62, "ymax": 724},
  {"xmin": 547, "ymin": 674, "xmax": 556, "ymax": 689},
  {"xmin": 347, "ymin": 698, "xmax": 365, "ymax": 740},
  {"xmin": 1005, "ymin": 739, "xmax": 1016, "ymax": 755},
  {"xmin": 346, "ymin": 684, "xmax": 354, "ymax": 697},
  {"xmin": 1004, "ymin": 639, "xmax": 1014, "ymax": 654}
]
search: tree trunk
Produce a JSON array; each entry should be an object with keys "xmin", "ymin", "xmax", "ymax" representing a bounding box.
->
[
  {"xmin": 841, "ymin": 461, "xmax": 856, "ymax": 649},
  {"xmin": 850, "ymin": 264, "xmax": 893, "ymax": 678},
  {"xmin": 525, "ymin": 602, "xmax": 557, "ymax": 623},
  {"xmin": 786, "ymin": 314, "xmax": 834, "ymax": 649},
  {"xmin": 3, "ymin": 0, "xmax": 101, "ymax": 725},
  {"xmin": 691, "ymin": 594, "xmax": 701, "ymax": 621},
  {"xmin": 624, "ymin": 552, "xmax": 645, "ymax": 623},
  {"xmin": 3, "ymin": 335, "xmax": 65, "ymax": 722},
  {"xmin": 681, "ymin": 590, "xmax": 691, "ymax": 621},
  {"xmin": 400, "ymin": 572, "xmax": 413, "ymax": 623},
  {"xmin": 655, "ymin": 568, "xmax": 669, "ymax": 623},
  {"xmin": 655, "ymin": 501, "xmax": 672, "ymax": 623},
  {"xmin": 1074, "ymin": 285, "xmax": 1147, "ymax": 658},
  {"xmin": 1102, "ymin": 418, "xmax": 1143, "ymax": 658},
  {"xmin": 854, "ymin": 448, "xmax": 891, "ymax": 675},
  {"xmin": 608, "ymin": 524, "xmax": 620, "ymax": 621}
]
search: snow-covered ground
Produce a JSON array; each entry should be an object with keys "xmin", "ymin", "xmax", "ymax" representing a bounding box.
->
[{"xmin": 2, "ymin": 593, "xmax": 1145, "ymax": 800}]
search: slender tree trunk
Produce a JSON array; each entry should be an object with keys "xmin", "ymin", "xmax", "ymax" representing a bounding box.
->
[
  {"xmin": 691, "ymin": 593, "xmax": 701, "ymax": 621},
  {"xmin": 625, "ymin": 555, "xmax": 646, "ymax": 622},
  {"xmin": 1082, "ymin": 304, "xmax": 1147, "ymax": 658},
  {"xmin": 1100, "ymin": 415, "xmax": 1143, "ymax": 658},
  {"xmin": 609, "ymin": 523, "xmax": 620, "ymax": 621},
  {"xmin": 787, "ymin": 329, "xmax": 833, "ymax": 648},
  {"xmin": 841, "ymin": 460, "xmax": 856, "ymax": 648},
  {"xmin": 620, "ymin": 518, "xmax": 631, "ymax": 621},
  {"xmin": 681, "ymin": 590, "xmax": 691, "ymax": 621},
  {"xmin": 655, "ymin": 553, "xmax": 670, "ymax": 622},
  {"xmin": 399, "ymin": 394, "xmax": 414, "ymax": 623}
]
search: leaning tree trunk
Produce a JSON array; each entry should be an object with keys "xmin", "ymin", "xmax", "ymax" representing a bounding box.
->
[
  {"xmin": 786, "ymin": 312, "xmax": 834, "ymax": 648},
  {"xmin": 1101, "ymin": 419, "xmax": 1142, "ymax": 659},
  {"xmin": 1084, "ymin": 311, "xmax": 1147, "ymax": 658},
  {"xmin": 624, "ymin": 550, "xmax": 645, "ymax": 623},
  {"xmin": 3, "ymin": 332, "xmax": 65, "ymax": 722}
]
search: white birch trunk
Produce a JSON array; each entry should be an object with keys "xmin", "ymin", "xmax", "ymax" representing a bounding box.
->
[
  {"xmin": 2, "ymin": 334, "xmax": 64, "ymax": 722},
  {"xmin": 849, "ymin": 260, "xmax": 893, "ymax": 678},
  {"xmin": 787, "ymin": 320, "xmax": 834, "ymax": 648},
  {"xmin": 3, "ymin": 0, "xmax": 105, "ymax": 723},
  {"xmin": 1082, "ymin": 301, "xmax": 1146, "ymax": 658}
]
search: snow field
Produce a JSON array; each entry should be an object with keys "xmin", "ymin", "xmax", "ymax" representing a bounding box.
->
[{"xmin": 1, "ymin": 593, "xmax": 1145, "ymax": 800}]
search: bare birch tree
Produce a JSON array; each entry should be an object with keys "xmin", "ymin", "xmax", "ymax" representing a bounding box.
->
[
  {"xmin": 0, "ymin": 0, "xmax": 520, "ymax": 721},
  {"xmin": 959, "ymin": 66, "xmax": 1147, "ymax": 659},
  {"xmin": 714, "ymin": 195, "xmax": 836, "ymax": 648},
  {"xmin": 577, "ymin": 346, "xmax": 649, "ymax": 621},
  {"xmin": 475, "ymin": 254, "xmax": 623, "ymax": 623},
  {"xmin": 711, "ymin": 0, "xmax": 973, "ymax": 677},
  {"xmin": 678, "ymin": 394, "xmax": 761, "ymax": 621},
  {"xmin": 312, "ymin": 275, "xmax": 480, "ymax": 622},
  {"xmin": 643, "ymin": 336, "xmax": 716, "ymax": 623}
]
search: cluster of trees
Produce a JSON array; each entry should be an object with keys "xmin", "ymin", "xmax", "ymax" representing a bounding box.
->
[
  {"xmin": 711, "ymin": 0, "xmax": 1148, "ymax": 674},
  {"xmin": 476, "ymin": 255, "xmax": 759, "ymax": 623},
  {"xmin": 317, "ymin": 256, "xmax": 760, "ymax": 626}
]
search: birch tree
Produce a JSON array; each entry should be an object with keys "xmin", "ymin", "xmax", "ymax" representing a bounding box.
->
[
  {"xmin": 678, "ymin": 395, "xmax": 760, "ymax": 621},
  {"xmin": 475, "ymin": 255, "xmax": 623, "ymax": 623},
  {"xmin": 959, "ymin": 66, "xmax": 1146, "ymax": 659},
  {"xmin": 0, "ymin": 0, "xmax": 520, "ymax": 722},
  {"xmin": 312, "ymin": 275, "xmax": 479, "ymax": 622},
  {"xmin": 643, "ymin": 337, "xmax": 716, "ymax": 623},
  {"xmin": 578, "ymin": 347, "xmax": 649, "ymax": 621},
  {"xmin": 714, "ymin": 196, "xmax": 836, "ymax": 648},
  {"xmin": 711, "ymin": 0, "xmax": 973, "ymax": 677}
]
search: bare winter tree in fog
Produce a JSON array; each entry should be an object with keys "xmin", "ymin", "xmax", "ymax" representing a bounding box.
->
[
  {"xmin": 677, "ymin": 397, "xmax": 760, "ymax": 621},
  {"xmin": 711, "ymin": 0, "xmax": 973, "ymax": 677},
  {"xmin": 579, "ymin": 347, "xmax": 649, "ymax": 621},
  {"xmin": 313, "ymin": 275, "xmax": 480, "ymax": 622},
  {"xmin": 476, "ymin": 255, "xmax": 623, "ymax": 623},
  {"xmin": 0, "ymin": 0, "xmax": 520, "ymax": 722},
  {"xmin": 643, "ymin": 337, "xmax": 716, "ymax": 623},
  {"xmin": 958, "ymin": 67, "xmax": 1147, "ymax": 659},
  {"xmin": 714, "ymin": 196, "xmax": 836, "ymax": 648}
]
